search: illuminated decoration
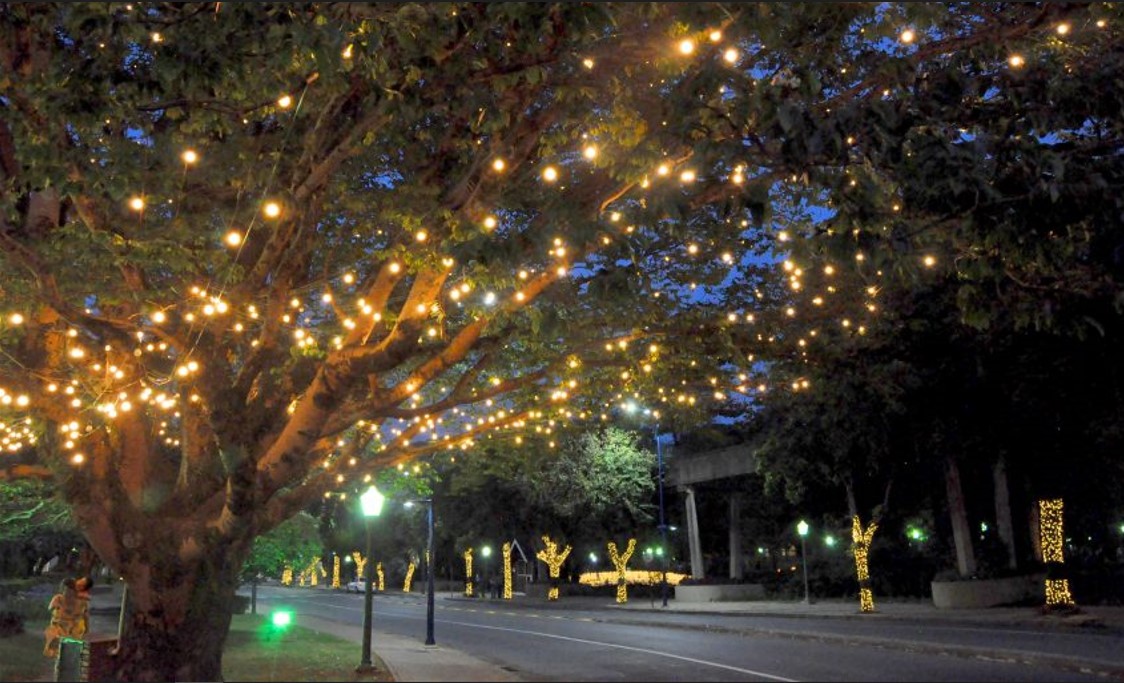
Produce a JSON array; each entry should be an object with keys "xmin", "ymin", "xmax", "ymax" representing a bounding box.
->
[
  {"xmin": 352, "ymin": 551, "xmax": 367, "ymax": 582},
  {"xmin": 464, "ymin": 548, "xmax": 474, "ymax": 597},
  {"xmin": 332, "ymin": 555, "xmax": 341, "ymax": 589},
  {"xmin": 535, "ymin": 535, "xmax": 571, "ymax": 601},
  {"xmin": 1039, "ymin": 498, "xmax": 1076, "ymax": 608},
  {"xmin": 404, "ymin": 563, "xmax": 416, "ymax": 593},
  {"xmin": 271, "ymin": 610, "xmax": 293, "ymax": 628},
  {"xmin": 298, "ymin": 557, "xmax": 325, "ymax": 586},
  {"xmin": 578, "ymin": 570, "xmax": 687, "ymax": 587},
  {"xmin": 281, "ymin": 567, "xmax": 293, "ymax": 586},
  {"xmin": 607, "ymin": 539, "xmax": 637, "ymax": 604},
  {"xmin": 502, "ymin": 543, "xmax": 513, "ymax": 600},
  {"xmin": 376, "ymin": 562, "xmax": 385, "ymax": 591},
  {"xmin": 851, "ymin": 516, "xmax": 878, "ymax": 613}
]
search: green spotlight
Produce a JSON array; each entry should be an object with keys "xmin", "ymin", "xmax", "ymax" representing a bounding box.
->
[{"xmin": 271, "ymin": 610, "xmax": 293, "ymax": 628}]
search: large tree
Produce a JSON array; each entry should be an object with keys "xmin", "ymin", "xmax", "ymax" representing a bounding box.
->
[{"xmin": 1, "ymin": 3, "xmax": 1122, "ymax": 679}]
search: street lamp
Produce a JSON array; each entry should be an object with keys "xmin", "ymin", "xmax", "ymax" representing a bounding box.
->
[
  {"xmin": 357, "ymin": 484, "xmax": 385, "ymax": 674},
  {"xmin": 480, "ymin": 545, "xmax": 492, "ymax": 598},
  {"xmin": 405, "ymin": 499, "xmax": 436, "ymax": 646},
  {"xmin": 796, "ymin": 519, "xmax": 810, "ymax": 605}
]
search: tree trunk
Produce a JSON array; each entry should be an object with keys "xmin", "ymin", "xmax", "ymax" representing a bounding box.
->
[
  {"xmin": 944, "ymin": 455, "xmax": 977, "ymax": 578},
  {"xmin": 108, "ymin": 545, "xmax": 247, "ymax": 681},
  {"xmin": 992, "ymin": 456, "xmax": 1018, "ymax": 571}
]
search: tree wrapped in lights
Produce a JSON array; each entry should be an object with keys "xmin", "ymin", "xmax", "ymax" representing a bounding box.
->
[
  {"xmin": 502, "ymin": 543, "xmax": 513, "ymax": 600},
  {"xmin": 1038, "ymin": 499, "xmax": 1075, "ymax": 609},
  {"xmin": 332, "ymin": 555, "xmax": 341, "ymax": 589},
  {"xmin": 376, "ymin": 561, "xmax": 385, "ymax": 592},
  {"xmin": 2, "ymin": 3, "xmax": 1121, "ymax": 679},
  {"xmin": 536, "ymin": 535, "xmax": 572, "ymax": 601},
  {"xmin": 607, "ymin": 539, "xmax": 637, "ymax": 604},
  {"xmin": 463, "ymin": 549, "xmax": 474, "ymax": 598},
  {"xmin": 404, "ymin": 562, "xmax": 416, "ymax": 593},
  {"xmin": 851, "ymin": 516, "xmax": 878, "ymax": 614},
  {"xmin": 351, "ymin": 551, "xmax": 367, "ymax": 583}
]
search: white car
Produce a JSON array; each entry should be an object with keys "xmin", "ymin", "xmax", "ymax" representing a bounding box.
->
[{"xmin": 345, "ymin": 579, "xmax": 373, "ymax": 593}]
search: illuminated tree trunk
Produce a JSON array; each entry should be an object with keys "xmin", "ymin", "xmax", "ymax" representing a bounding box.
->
[
  {"xmin": 404, "ymin": 562, "xmax": 416, "ymax": 592},
  {"xmin": 501, "ymin": 543, "xmax": 513, "ymax": 599},
  {"xmin": 1038, "ymin": 498, "xmax": 1075, "ymax": 608},
  {"xmin": 463, "ymin": 548, "xmax": 474, "ymax": 597},
  {"xmin": 851, "ymin": 515, "xmax": 878, "ymax": 613},
  {"xmin": 535, "ymin": 536, "xmax": 571, "ymax": 601},
  {"xmin": 607, "ymin": 539, "xmax": 636, "ymax": 604}
]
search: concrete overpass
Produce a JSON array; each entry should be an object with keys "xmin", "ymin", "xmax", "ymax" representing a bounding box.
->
[{"xmin": 665, "ymin": 443, "xmax": 757, "ymax": 580}]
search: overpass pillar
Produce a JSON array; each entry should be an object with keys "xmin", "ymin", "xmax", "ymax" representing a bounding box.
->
[
  {"xmin": 729, "ymin": 493, "xmax": 744, "ymax": 580},
  {"xmin": 685, "ymin": 486, "xmax": 705, "ymax": 579}
]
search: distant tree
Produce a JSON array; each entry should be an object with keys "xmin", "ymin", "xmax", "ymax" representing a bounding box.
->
[{"xmin": 241, "ymin": 511, "xmax": 321, "ymax": 583}]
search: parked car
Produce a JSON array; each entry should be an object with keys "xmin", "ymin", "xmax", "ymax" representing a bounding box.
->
[{"xmin": 345, "ymin": 578, "xmax": 372, "ymax": 593}]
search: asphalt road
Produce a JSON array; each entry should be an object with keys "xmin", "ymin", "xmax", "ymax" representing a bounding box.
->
[{"xmin": 251, "ymin": 586, "xmax": 1119, "ymax": 682}]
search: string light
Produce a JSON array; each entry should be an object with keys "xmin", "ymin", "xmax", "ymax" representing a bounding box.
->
[
  {"xmin": 607, "ymin": 539, "xmax": 636, "ymax": 603},
  {"xmin": 536, "ymin": 536, "xmax": 571, "ymax": 601},
  {"xmin": 403, "ymin": 562, "xmax": 416, "ymax": 592},
  {"xmin": 463, "ymin": 548, "xmax": 474, "ymax": 597},
  {"xmin": 502, "ymin": 543, "xmax": 513, "ymax": 599},
  {"xmin": 1039, "ymin": 498, "xmax": 1075, "ymax": 608},
  {"xmin": 852, "ymin": 516, "xmax": 878, "ymax": 613}
]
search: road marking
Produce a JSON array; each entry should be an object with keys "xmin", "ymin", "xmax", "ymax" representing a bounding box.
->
[{"xmin": 439, "ymin": 618, "xmax": 798, "ymax": 682}]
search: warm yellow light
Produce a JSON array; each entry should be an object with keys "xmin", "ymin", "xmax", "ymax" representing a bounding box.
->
[
  {"xmin": 582, "ymin": 58, "xmax": 594, "ymax": 69},
  {"xmin": 583, "ymin": 145, "xmax": 598, "ymax": 160},
  {"xmin": 483, "ymin": 216, "xmax": 497, "ymax": 230},
  {"xmin": 1056, "ymin": 23, "xmax": 1070, "ymax": 35},
  {"xmin": 389, "ymin": 262, "xmax": 401, "ymax": 274},
  {"xmin": 225, "ymin": 231, "xmax": 242, "ymax": 247},
  {"xmin": 9, "ymin": 313, "xmax": 24, "ymax": 325},
  {"xmin": 71, "ymin": 453, "xmax": 85, "ymax": 465},
  {"xmin": 263, "ymin": 201, "xmax": 282, "ymax": 218},
  {"xmin": 129, "ymin": 196, "xmax": 145, "ymax": 212},
  {"xmin": 181, "ymin": 149, "xmax": 199, "ymax": 164},
  {"xmin": 416, "ymin": 230, "xmax": 428, "ymax": 242},
  {"xmin": 723, "ymin": 48, "xmax": 738, "ymax": 64},
  {"xmin": 542, "ymin": 166, "xmax": 559, "ymax": 182},
  {"xmin": 678, "ymin": 38, "xmax": 695, "ymax": 55},
  {"xmin": 1008, "ymin": 54, "xmax": 1025, "ymax": 68},
  {"xmin": 277, "ymin": 94, "xmax": 293, "ymax": 109},
  {"xmin": 900, "ymin": 29, "xmax": 915, "ymax": 43},
  {"xmin": 679, "ymin": 170, "xmax": 696, "ymax": 183},
  {"xmin": 492, "ymin": 158, "xmax": 506, "ymax": 172},
  {"xmin": 923, "ymin": 255, "xmax": 936, "ymax": 267}
]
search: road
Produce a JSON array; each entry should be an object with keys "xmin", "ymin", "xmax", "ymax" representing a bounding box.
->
[{"xmin": 249, "ymin": 586, "xmax": 1121, "ymax": 682}]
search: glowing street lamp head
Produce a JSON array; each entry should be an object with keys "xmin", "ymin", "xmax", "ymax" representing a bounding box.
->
[
  {"xmin": 360, "ymin": 485, "xmax": 385, "ymax": 518},
  {"xmin": 480, "ymin": 545, "xmax": 492, "ymax": 558},
  {"xmin": 797, "ymin": 520, "xmax": 809, "ymax": 537}
]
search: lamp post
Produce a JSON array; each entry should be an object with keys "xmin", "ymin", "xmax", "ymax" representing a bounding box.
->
[
  {"xmin": 797, "ymin": 520, "xmax": 810, "ymax": 605},
  {"xmin": 406, "ymin": 499, "xmax": 436, "ymax": 646},
  {"xmin": 480, "ymin": 545, "xmax": 492, "ymax": 598},
  {"xmin": 357, "ymin": 485, "xmax": 385, "ymax": 674}
]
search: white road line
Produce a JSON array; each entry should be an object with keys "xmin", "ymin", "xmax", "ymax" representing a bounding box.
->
[{"xmin": 438, "ymin": 617, "xmax": 798, "ymax": 682}]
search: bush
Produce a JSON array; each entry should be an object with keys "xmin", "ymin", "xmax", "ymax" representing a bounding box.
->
[{"xmin": 0, "ymin": 611, "xmax": 25, "ymax": 637}]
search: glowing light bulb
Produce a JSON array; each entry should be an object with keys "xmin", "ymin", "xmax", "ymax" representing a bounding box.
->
[
  {"xmin": 416, "ymin": 230, "xmax": 428, "ymax": 242},
  {"xmin": 923, "ymin": 255, "xmax": 936, "ymax": 267},
  {"xmin": 181, "ymin": 149, "xmax": 198, "ymax": 164},
  {"xmin": 9, "ymin": 313, "xmax": 24, "ymax": 325},
  {"xmin": 1008, "ymin": 54, "xmax": 1025, "ymax": 68},
  {"xmin": 900, "ymin": 29, "xmax": 915, "ymax": 43},
  {"xmin": 483, "ymin": 216, "xmax": 497, "ymax": 230},
  {"xmin": 492, "ymin": 158, "xmax": 506, "ymax": 172},
  {"xmin": 1056, "ymin": 23, "xmax": 1070, "ymax": 35},
  {"xmin": 129, "ymin": 196, "xmax": 145, "ymax": 211},
  {"xmin": 708, "ymin": 30, "xmax": 722, "ymax": 42},
  {"xmin": 225, "ymin": 231, "xmax": 242, "ymax": 247},
  {"xmin": 277, "ymin": 94, "xmax": 293, "ymax": 109},
  {"xmin": 542, "ymin": 166, "xmax": 559, "ymax": 182},
  {"xmin": 723, "ymin": 48, "xmax": 738, "ymax": 63},
  {"xmin": 263, "ymin": 201, "xmax": 282, "ymax": 218},
  {"xmin": 583, "ymin": 145, "xmax": 598, "ymax": 160},
  {"xmin": 678, "ymin": 39, "xmax": 695, "ymax": 55}
]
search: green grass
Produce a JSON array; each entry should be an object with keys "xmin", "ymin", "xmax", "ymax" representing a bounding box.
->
[
  {"xmin": 224, "ymin": 614, "xmax": 392, "ymax": 682},
  {"xmin": 0, "ymin": 618, "xmax": 51, "ymax": 682},
  {"xmin": 0, "ymin": 615, "xmax": 392, "ymax": 682}
]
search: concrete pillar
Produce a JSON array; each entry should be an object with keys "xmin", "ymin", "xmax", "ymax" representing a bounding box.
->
[
  {"xmin": 729, "ymin": 493, "xmax": 744, "ymax": 580},
  {"xmin": 685, "ymin": 486, "xmax": 704, "ymax": 579}
]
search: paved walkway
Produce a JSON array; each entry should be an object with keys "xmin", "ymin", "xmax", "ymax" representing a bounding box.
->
[{"xmin": 86, "ymin": 585, "xmax": 1124, "ymax": 682}]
